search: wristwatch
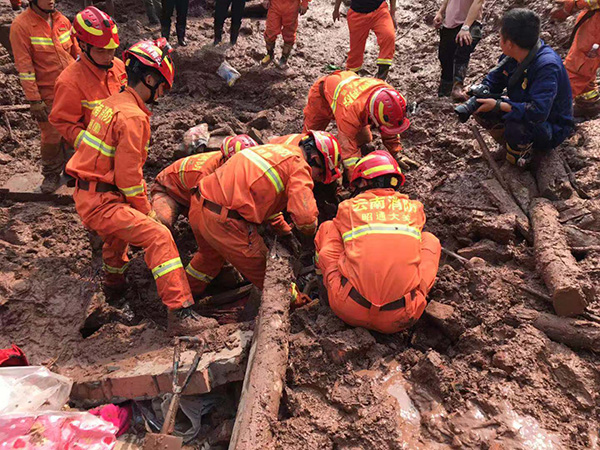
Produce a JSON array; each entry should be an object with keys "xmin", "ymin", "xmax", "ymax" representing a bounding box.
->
[{"xmin": 461, "ymin": 25, "xmax": 470, "ymax": 32}]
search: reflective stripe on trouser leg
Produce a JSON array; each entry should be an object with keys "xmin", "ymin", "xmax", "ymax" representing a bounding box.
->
[
  {"xmin": 77, "ymin": 195, "xmax": 194, "ymax": 310},
  {"xmin": 373, "ymin": 3, "xmax": 395, "ymax": 65}
]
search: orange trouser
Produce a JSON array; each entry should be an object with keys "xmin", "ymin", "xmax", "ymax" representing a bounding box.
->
[
  {"xmin": 315, "ymin": 222, "xmax": 441, "ymax": 334},
  {"xmin": 187, "ymin": 195, "xmax": 268, "ymax": 295},
  {"xmin": 150, "ymin": 183, "xmax": 186, "ymax": 229},
  {"xmin": 565, "ymin": 11, "xmax": 600, "ymax": 97},
  {"xmin": 264, "ymin": 0, "xmax": 300, "ymax": 44},
  {"xmin": 303, "ymin": 77, "xmax": 334, "ymax": 131},
  {"xmin": 346, "ymin": 2, "xmax": 395, "ymax": 71},
  {"xmin": 73, "ymin": 187, "xmax": 194, "ymax": 310}
]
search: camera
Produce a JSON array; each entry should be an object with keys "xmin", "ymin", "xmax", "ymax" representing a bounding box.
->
[{"xmin": 454, "ymin": 84, "xmax": 500, "ymax": 123}]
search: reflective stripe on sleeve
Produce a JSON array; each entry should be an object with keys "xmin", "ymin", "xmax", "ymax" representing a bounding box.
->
[
  {"xmin": 342, "ymin": 223, "xmax": 421, "ymax": 242},
  {"xmin": 74, "ymin": 130, "xmax": 85, "ymax": 149},
  {"xmin": 152, "ymin": 257, "xmax": 184, "ymax": 279},
  {"xmin": 18, "ymin": 72, "xmax": 35, "ymax": 81},
  {"xmin": 119, "ymin": 184, "xmax": 145, "ymax": 197},
  {"xmin": 80, "ymin": 131, "xmax": 116, "ymax": 157},
  {"xmin": 178, "ymin": 156, "xmax": 193, "ymax": 190},
  {"xmin": 185, "ymin": 264, "xmax": 214, "ymax": 283},
  {"xmin": 241, "ymin": 149, "xmax": 284, "ymax": 194},
  {"xmin": 58, "ymin": 30, "xmax": 71, "ymax": 44},
  {"xmin": 81, "ymin": 100, "xmax": 103, "ymax": 110}
]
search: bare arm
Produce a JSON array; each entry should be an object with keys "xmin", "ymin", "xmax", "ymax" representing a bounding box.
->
[
  {"xmin": 434, "ymin": 0, "xmax": 450, "ymax": 28},
  {"xmin": 333, "ymin": 0, "xmax": 343, "ymax": 21},
  {"xmin": 464, "ymin": 0, "xmax": 484, "ymax": 27}
]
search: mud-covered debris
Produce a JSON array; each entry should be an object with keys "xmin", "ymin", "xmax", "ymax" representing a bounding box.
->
[
  {"xmin": 470, "ymin": 213, "xmax": 516, "ymax": 244},
  {"xmin": 320, "ymin": 328, "xmax": 376, "ymax": 364},
  {"xmin": 457, "ymin": 239, "xmax": 511, "ymax": 264}
]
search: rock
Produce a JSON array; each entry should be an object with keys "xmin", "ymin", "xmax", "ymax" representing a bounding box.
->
[
  {"xmin": 424, "ymin": 301, "xmax": 464, "ymax": 341},
  {"xmin": 467, "ymin": 257, "xmax": 486, "ymax": 267},
  {"xmin": 410, "ymin": 65, "xmax": 421, "ymax": 73},
  {"xmin": 0, "ymin": 221, "xmax": 32, "ymax": 246},
  {"xmin": 0, "ymin": 152, "xmax": 12, "ymax": 164},
  {"xmin": 470, "ymin": 213, "xmax": 516, "ymax": 244},
  {"xmin": 245, "ymin": 111, "xmax": 270, "ymax": 130},
  {"xmin": 12, "ymin": 279, "xmax": 30, "ymax": 295},
  {"xmin": 457, "ymin": 239, "xmax": 511, "ymax": 264},
  {"xmin": 240, "ymin": 24, "xmax": 253, "ymax": 35}
]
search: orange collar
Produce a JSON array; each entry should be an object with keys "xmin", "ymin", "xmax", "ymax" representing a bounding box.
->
[{"xmin": 122, "ymin": 86, "xmax": 152, "ymax": 117}]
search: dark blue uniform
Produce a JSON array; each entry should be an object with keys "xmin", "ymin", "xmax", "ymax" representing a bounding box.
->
[{"xmin": 482, "ymin": 41, "xmax": 574, "ymax": 157}]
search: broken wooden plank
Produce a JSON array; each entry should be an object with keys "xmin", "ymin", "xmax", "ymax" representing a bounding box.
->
[
  {"xmin": 531, "ymin": 197, "xmax": 587, "ymax": 317},
  {"xmin": 481, "ymin": 178, "xmax": 532, "ymax": 243},
  {"xmin": 0, "ymin": 104, "xmax": 29, "ymax": 113},
  {"xmin": 533, "ymin": 149, "xmax": 572, "ymax": 200},
  {"xmin": 229, "ymin": 242, "xmax": 293, "ymax": 450},
  {"xmin": 197, "ymin": 284, "xmax": 253, "ymax": 308},
  {"xmin": 0, "ymin": 172, "xmax": 74, "ymax": 205},
  {"xmin": 67, "ymin": 329, "xmax": 252, "ymax": 407},
  {"xmin": 508, "ymin": 306, "xmax": 600, "ymax": 353}
]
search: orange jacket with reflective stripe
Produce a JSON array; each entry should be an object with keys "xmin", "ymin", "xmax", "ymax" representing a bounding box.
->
[
  {"xmin": 268, "ymin": 133, "xmax": 305, "ymax": 147},
  {"xmin": 66, "ymin": 87, "xmax": 152, "ymax": 214},
  {"xmin": 9, "ymin": 8, "xmax": 79, "ymax": 102},
  {"xmin": 326, "ymin": 188, "xmax": 426, "ymax": 306},
  {"xmin": 199, "ymin": 144, "xmax": 318, "ymax": 232},
  {"xmin": 155, "ymin": 151, "xmax": 224, "ymax": 206},
  {"xmin": 322, "ymin": 71, "xmax": 401, "ymax": 169},
  {"xmin": 49, "ymin": 55, "xmax": 127, "ymax": 147}
]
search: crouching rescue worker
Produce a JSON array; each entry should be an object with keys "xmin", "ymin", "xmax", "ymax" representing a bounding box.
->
[
  {"xmin": 66, "ymin": 39, "xmax": 216, "ymax": 335},
  {"xmin": 315, "ymin": 151, "xmax": 441, "ymax": 334},
  {"xmin": 551, "ymin": 0, "xmax": 600, "ymax": 118},
  {"xmin": 303, "ymin": 70, "xmax": 410, "ymax": 177},
  {"xmin": 50, "ymin": 7, "xmax": 126, "ymax": 155},
  {"xmin": 185, "ymin": 137, "xmax": 341, "ymax": 296},
  {"xmin": 472, "ymin": 9, "xmax": 574, "ymax": 168},
  {"xmin": 10, "ymin": 0, "xmax": 80, "ymax": 193},
  {"xmin": 150, "ymin": 134, "xmax": 258, "ymax": 228},
  {"xmin": 261, "ymin": 0, "xmax": 310, "ymax": 68}
]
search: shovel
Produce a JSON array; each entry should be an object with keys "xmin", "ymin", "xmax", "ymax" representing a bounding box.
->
[{"xmin": 143, "ymin": 336, "xmax": 205, "ymax": 450}]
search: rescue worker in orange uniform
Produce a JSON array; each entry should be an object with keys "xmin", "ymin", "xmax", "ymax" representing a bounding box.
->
[
  {"xmin": 10, "ymin": 0, "xmax": 80, "ymax": 193},
  {"xmin": 303, "ymin": 70, "xmax": 409, "ymax": 176},
  {"xmin": 333, "ymin": 0, "xmax": 396, "ymax": 80},
  {"xmin": 66, "ymin": 39, "xmax": 216, "ymax": 336},
  {"xmin": 50, "ymin": 7, "xmax": 126, "ymax": 153},
  {"xmin": 186, "ymin": 135, "xmax": 342, "ymax": 296},
  {"xmin": 261, "ymin": 0, "xmax": 310, "ymax": 68},
  {"xmin": 552, "ymin": 0, "xmax": 600, "ymax": 118},
  {"xmin": 150, "ymin": 134, "xmax": 258, "ymax": 228},
  {"xmin": 315, "ymin": 151, "xmax": 441, "ymax": 334}
]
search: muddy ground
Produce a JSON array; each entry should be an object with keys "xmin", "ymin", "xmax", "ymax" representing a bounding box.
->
[{"xmin": 0, "ymin": 0, "xmax": 599, "ymax": 447}]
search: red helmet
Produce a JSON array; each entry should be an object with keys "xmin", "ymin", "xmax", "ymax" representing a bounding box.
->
[
  {"xmin": 221, "ymin": 134, "xmax": 258, "ymax": 159},
  {"xmin": 123, "ymin": 38, "xmax": 175, "ymax": 88},
  {"xmin": 350, "ymin": 150, "xmax": 405, "ymax": 186},
  {"xmin": 72, "ymin": 7, "xmax": 119, "ymax": 50},
  {"xmin": 368, "ymin": 88, "xmax": 410, "ymax": 135},
  {"xmin": 300, "ymin": 131, "xmax": 341, "ymax": 184}
]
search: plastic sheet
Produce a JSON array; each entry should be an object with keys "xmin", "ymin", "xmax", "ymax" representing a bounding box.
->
[
  {"xmin": 0, "ymin": 411, "xmax": 118, "ymax": 449},
  {"xmin": 217, "ymin": 61, "xmax": 241, "ymax": 87},
  {"xmin": 0, "ymin": 366, "xmax": 72, "ymax": 414}
]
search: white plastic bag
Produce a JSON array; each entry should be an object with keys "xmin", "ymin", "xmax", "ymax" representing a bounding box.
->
[
  {"xmin": 217, "ymin": 61, "xmax": 241, "ymax": 87},
  {"xmin": 0, "ymin": 366, "xmax": 73, "ymax": 414}
]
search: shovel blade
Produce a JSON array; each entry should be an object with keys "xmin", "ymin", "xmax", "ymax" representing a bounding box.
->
[{"xmin": 142, "ymin": 433, "xmax": 183, "ymax": 450}]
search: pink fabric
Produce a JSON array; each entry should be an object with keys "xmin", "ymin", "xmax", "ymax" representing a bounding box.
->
[
  {"xmin": 89, "ymin": 404, "xmax": 132, "ymax": 437},
  {"xmin": 443, "ymin": 0, "xmax": 482, "ymax": 28}
]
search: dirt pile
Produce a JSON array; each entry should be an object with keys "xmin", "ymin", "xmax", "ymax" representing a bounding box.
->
[{"xmin": 0, "ymin": 0, "xmax": 599, "ymax": 447}]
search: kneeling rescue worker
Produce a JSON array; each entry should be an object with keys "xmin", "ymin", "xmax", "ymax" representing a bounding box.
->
[
  {"xmin": 303, "ymin": 70, "xmax": 410, "ymax": 176},
  {"xmin": 185, "ymin": 132, "xmax": 342, "ymax": 296},
  {"xmin": 66, "ymin": 39, "xmax": 217, "ymax": 335},
  {"xmin": 150, "ymin": 134, "xmax": 258, "ymax": 228},
  {"xmin": 315, "ymin": 150, "xmax": 441, "ymax": 334}
]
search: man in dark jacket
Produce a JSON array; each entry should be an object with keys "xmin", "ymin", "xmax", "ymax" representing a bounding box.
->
[{"xmin": 473, "ymin": 8, "xmax": 574, "ymax": 168}]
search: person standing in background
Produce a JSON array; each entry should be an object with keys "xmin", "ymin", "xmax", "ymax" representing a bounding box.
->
[
  {"xmin": 434, "ymin": 0, "xmax": 484, "ymax": 101},
  {"xmin": 161, "ymin": 0, "xmax": 189, "ymax": 46},
  {"xmin": 214, "ymin": 0, "xmax": 246, "ymax": 46}
]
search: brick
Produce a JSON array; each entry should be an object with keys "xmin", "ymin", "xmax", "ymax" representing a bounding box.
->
[{"xmin": 68, "ymin": 329, "xmax": 252, "ymax": 407}]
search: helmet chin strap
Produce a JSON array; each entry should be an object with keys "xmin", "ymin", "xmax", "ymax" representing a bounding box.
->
[
  {"xmin": 141, "ymin": 77, "xmax": 163, "ymax": 105},
  {"xmin": 84, "ymin": 47, "xmax": 113, "ymax": 70}
]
